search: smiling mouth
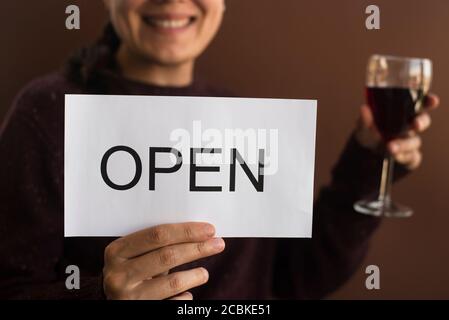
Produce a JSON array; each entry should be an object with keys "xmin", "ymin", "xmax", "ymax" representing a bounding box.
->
[{"xmin": 142, "ymin": 15, "xmax": 197, "ymax": 31}]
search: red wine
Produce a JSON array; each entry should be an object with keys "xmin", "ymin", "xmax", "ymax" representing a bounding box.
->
[{"xmin": 366, "ymin": 87, "xmax": 424, "ymax": 141}]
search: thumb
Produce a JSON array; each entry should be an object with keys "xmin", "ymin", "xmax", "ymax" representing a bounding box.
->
[
  {"xmin": 359, "ymin": 104, "xmax": 374, "ymax": 129},
  {"xmin": 355, "ymin": 104, "xmax": 381, "ymax": 150}
]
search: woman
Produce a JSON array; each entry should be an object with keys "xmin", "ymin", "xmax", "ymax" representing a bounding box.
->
[{"xmin": 0, "ymin": 0, "xmax": 439, "ymax": 299}]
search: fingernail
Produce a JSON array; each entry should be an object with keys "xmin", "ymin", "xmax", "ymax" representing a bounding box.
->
[
  {"xmin": 210, "ymin": 238, "xmax": 225, "ymax": 250},
  {"xmin": 200, "ymin": 268, "xmax": 209, "ymax": 282},
  {"xmin": 204, "ymin": 224, "xmax": 215, "ymax": 237},
  {"xmin": 389, "ymin": 143, "xmax": 399, "ymax": 153}
]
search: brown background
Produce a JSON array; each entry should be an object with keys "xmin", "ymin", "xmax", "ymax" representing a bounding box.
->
[{"xmin": 1, "ymin": 0, "xmax": 448, "ymax": 299}]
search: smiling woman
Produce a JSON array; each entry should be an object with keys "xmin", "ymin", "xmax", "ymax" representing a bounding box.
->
[
  {"xmin": 105, "ymin": 0, "xmax": 225, "ymax": 86},
  {"xmin": 0, "ymin": 0, "xmax": 440, "ymax": 300}
]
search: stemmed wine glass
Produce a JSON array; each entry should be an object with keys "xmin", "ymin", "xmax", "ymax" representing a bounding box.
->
[{"xmin": 354, "ymin": 54, "xmax": 432, "ymax": 217}]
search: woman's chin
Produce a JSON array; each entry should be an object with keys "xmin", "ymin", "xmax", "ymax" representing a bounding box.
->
[{"xmin": 142, "ymin": 48, "xmax": 196, "ymax": 66}]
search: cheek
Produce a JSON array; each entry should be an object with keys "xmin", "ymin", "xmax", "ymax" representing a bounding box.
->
[
  {"xmin": 197, "ymin": 0, "xmax": 225, "ymax": 20},
  {"xmin": 195, "ymin": 0, "xmax": 224, "ymax": 41},
  {"xmin": 110, "ymin": 0, "xmax": 144, "ymax": 17},
  {"xmin": 118, "ymin": 0, "xmax": 145, "ymax": 10},
  {"xmin": 110, "ymin": 0, "xmax": 146, "ymax": 45}
]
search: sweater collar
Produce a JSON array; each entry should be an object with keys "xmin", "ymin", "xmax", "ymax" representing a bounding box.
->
[{"xmin": 90, "ymin": 66, "xmax": 204, "ymax": 96}]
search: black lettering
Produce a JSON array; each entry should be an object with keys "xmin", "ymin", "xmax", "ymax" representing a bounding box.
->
[
  {"xmin": 149, "ymin": 147, "xmax": 182, "ymax": 190},
  {"xmin": 101, "ymin": 146, "xmax": 142, "ymax": 190},
  {"xmin": 230, "ymin": 149, "xmax": 264, "ymax": 192},
  {"xmin": 190, "ymin": 148, "xmax": 222, "ymax": 192}
]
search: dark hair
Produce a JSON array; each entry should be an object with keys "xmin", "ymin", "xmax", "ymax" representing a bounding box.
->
[{"xmin": 64, "ymin": 23, "xmax": 121, "ymax": 88}]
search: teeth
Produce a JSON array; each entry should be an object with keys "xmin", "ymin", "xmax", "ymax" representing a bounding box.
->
[{"xmin": 148, "ymin": 18, "xmax": 191, "ymax": 29}]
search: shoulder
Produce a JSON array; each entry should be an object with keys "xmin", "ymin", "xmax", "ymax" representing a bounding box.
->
[
  {"xmin": 13, "ymin": 72, "xmax": 83, "ymax": 110},
  {"xmin": 7, "ymin": 71, "xmax": 84, "ymax": 124},
  {"xmin": 1, "ymin": 71, "xmax": 84, "ymax": 144}
]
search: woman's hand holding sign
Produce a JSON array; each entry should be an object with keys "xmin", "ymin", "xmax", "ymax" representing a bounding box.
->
[{"xmin": 103, "ymin": 222, "xmax": 225, "ymax": 300}]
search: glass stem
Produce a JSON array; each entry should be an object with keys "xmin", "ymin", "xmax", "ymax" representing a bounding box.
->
[{"xmin": 378, "ymin": 152, "xmax": 394, "ymax": 208}]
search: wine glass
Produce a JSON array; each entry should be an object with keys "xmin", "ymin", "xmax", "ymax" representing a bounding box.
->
[{"xmin": 354, "ymin": 54, "xmax": 432, "ymax": 217}]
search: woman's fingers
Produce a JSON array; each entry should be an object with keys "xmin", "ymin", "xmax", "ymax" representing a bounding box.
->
[
  {"xmin": 103, "ymin": 222, "xmax": 222, "ymax": 300},
  {"xmin": 394, "ymin": 150, "xmax": 422, "ymax": 170},
  {"xmin": 386, "ymin": 93, "xmax": 438, "ymax": 170},
  {"xmin": 388, "ymin": 134, "xmax": 423, "ymax": 170},
  {"xmin": 413, "ymin": 112, "xmax": 432, "ymax": 132},
  {"xmin": 153, "ymin": 270, "xmax": 169, "ymax": 278},
  {"xmin": 126, "ymin": 238, "xmax": 225, "ymax": 281},
  {"xmin": 412, "ymin": 92, "xmax": 439, "ymax": 133},
  {"xmin": 105, "ymin": 222, "xmax": 216, "ymax": 261},
  {"xmin": 135, "ymin": 267, "xmax": 209, "ymax": 300},
  {"xmin": 424, "ymin": 93, "xmax": 440, "ymax": 111},
  {"xmin": 169, "ymin": 291, "xmax": 194, "ymax": 300},
  {"xmin": 388, "ymin": 134, "xmax": 421, "ymax": 154}
]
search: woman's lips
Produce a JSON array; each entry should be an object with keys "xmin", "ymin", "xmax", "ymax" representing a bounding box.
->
[{"xmin": 142, "ymin": 14, "xmax": 197, "ymax": 33}]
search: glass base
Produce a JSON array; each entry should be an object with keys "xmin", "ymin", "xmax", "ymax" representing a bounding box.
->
[{"xmin": 354, "ymin": 197, "xmax": 413, "ymax": 218}]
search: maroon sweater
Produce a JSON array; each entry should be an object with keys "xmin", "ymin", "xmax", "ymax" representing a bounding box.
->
[{"xmin": 0, "ymin": 66, "xmax": 406, "ymax": 300}]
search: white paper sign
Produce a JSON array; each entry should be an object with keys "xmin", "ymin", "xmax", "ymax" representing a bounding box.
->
[{"xmin": 64, "ymin": 95, "xmax": 316, "ymax": 238}]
